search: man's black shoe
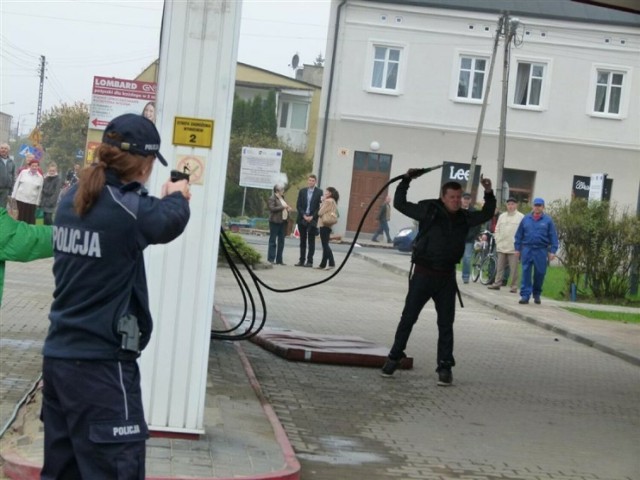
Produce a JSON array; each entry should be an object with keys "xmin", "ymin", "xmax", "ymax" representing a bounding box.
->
[
  {"xmin": 380, "ymin": 356, "xmax": 404, "ymax": 377},
  {"xmin": 294, "ymin": 262, "xmax": 304, "ymax": 267},
  {"xmin": 437, "ymin": 369, "xmax": 453, "ymax": 386},
  {"xmin": 534, "ymin": 296, "xmax": 541, "ymax": 304},
  {"xmin": 304, "ymin": 263, "xmax": 313, "ymax": 268},
  {"xmin": 519, "ymin": 297, "xmax": 529, "ymax": 304}
]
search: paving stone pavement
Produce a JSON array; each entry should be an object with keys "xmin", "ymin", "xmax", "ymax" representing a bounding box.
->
[
  {"xmin": 0, "ymin": 258, "xmax": 296, "ymax": 480},
  {"xmin": 214, "ymin": 235, "xmax": 640, "ymax": 480},
  {"xmin": 1, "ymin": 234, "xmax": 639, "ymax": 480}
]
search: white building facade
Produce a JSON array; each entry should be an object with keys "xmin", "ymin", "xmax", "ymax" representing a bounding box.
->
[{"xmin": 314, "ymin": 0, "xmax": 640, "ymax": 236}]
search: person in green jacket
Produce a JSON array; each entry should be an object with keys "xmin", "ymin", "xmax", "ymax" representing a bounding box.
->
[{"xmin": 0, "ymin": 207, "xmax": 53, "ymax": 305}]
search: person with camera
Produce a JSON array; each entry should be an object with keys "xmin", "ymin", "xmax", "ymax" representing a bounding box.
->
[
  {"xmin": 381, "ymin": 169, "xmax": 495, "ymax": 386},
  {"xmin": 41, "ymin": 113, "xmax": 191, "ymax": 479}
]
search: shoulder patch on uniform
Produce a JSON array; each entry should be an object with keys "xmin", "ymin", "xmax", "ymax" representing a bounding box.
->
[{"xmin": 107, "ymin": 185, "xmax": 140, "ymax": 219}]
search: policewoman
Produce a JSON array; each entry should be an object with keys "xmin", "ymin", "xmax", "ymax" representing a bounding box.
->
[{"xmin": 41, "ymin": 113, "xmax": 191, "ymax": 479}]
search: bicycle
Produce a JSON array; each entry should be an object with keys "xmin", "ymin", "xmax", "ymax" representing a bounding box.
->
[{"xmin": 471, "ymin": 230, "xmax": 497, "ymax": 285}]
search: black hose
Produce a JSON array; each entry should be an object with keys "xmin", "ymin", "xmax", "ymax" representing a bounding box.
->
[{"xmin": 211, "ymin": 166, "xmax": 442, "ymax": 340}]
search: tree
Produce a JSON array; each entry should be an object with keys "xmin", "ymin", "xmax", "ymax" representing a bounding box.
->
[
  {"xmin": 224, "ymin": 92, "xmax": 311, "ymax": 217},
  {"xmin": 314, "ymin": 53, "xmax": 325, "ymax": 66},
  {"xmin": 39, "ymin": 102, "xmax": 89, "ymax": 175}
]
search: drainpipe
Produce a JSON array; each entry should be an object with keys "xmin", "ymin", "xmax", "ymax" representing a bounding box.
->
[{"xmin": 317, "ymin": 0, "xmax": 346, "ymax": 186}]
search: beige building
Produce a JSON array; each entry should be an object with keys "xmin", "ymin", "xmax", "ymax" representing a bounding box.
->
[{"xmin": 134, "ymin": 60, "xmax": 321, "ymax": 159}]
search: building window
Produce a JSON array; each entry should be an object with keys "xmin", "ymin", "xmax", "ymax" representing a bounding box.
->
[
  {"xmin": 354, "ymin": 151, "xmax": 392, "ymax": 173},
  {"xmin": 457, "ymin": 56, "xmax": 487, "ymax": 100},
  {"xmin": 593, "ymin": 70, "xmax": 624, "ymax": 115},
  {"xmin": 514, "ymin": 62, "xmax": 544, "ymax": 106},
  {"xmin": 279, "ymin": 101, "xmax": 308, "ymax": 130},
  {"xmin": 371, "ymin": 46, "xmax": 401, "ymax": 91}
]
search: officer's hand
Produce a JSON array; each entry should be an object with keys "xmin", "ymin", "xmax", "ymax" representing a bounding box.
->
[
  {"xmin": 163, "ymin": 179, "xmax": 191, "ymax": 201},
  {"xmin": 480, "ymin": 174, "xmax": 492, "ymax": 191}
]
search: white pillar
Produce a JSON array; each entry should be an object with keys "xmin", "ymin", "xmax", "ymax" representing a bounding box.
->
[{"xmin": 140, "ymin": 0, "xmax": 242, "ymax": 433}]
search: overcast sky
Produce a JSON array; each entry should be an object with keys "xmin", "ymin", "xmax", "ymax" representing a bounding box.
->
[{"xmin": 0, "ymin": 0, "xmax": 331, "ymax": 134}]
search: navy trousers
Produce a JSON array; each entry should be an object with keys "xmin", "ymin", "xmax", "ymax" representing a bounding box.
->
[
  {"xmin": 267, "ymin": 221, "xmax": 285, "ymax": 263},
  {"xmin": 297, "ymin": 222, "xmax": 317, "ymax": 265},
  {"xmin": 41, "ymin": 358, "xmax": 149, "ymax": 480},
  {"xmin": 389, "ymin": 269, "xmax": 457, "ymax": 370}
]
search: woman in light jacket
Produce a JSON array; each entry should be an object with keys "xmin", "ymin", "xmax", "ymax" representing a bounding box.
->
[
  {"xmin": 12, "ymin": 157, "xmax": 44, "ymax": 224},
  {"xmin": 267, "ymin": 184, "xmax": 292, "ymax": 265},
  {"xmin": 316, "ymin": 187, "xmax": 339, "ymax": 270}
]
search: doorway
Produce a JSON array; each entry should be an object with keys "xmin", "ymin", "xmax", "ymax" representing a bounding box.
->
[{"xmin": 346, "ymin": 151, "xmax": 392, "ymax": 234}]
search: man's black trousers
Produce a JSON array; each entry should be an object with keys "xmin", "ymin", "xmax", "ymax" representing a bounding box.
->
[{"xmin": 389, "ymin": 269, "xmax": 457, "ymax": 370}]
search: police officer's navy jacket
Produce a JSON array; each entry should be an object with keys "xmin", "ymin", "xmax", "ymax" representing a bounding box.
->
[
  {"xmin": 394, "ymin": 179, "xmax": 496, "ymax": 271},
  {"xmin": 44, "ymin": 169, "xmax": 190, "ymax": 360}
]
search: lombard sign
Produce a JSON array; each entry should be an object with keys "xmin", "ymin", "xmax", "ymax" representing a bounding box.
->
[
  {"xmin": 572, "ymin": 175, "xmax": 612, "ymax": 201},
  {"xmin": 441, "ymin": 161, "xmax": 482, "ymax": 198},
  {"xmin": 88, "ymin": 76, "xmax": 157, "ymax": 131}
]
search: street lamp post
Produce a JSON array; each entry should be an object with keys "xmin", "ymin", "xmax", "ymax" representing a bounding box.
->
[{"xmin": 15, "ymin": 113, "xmax": 35, "ymax": 138}]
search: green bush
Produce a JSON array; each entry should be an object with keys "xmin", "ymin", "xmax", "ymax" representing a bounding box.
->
[
  {"xmin": 550, "ymin": 199, "xmax": 640, "ymax": 301},
  {"xmin": 218, "ymin": 232, "xmax": 261, "ymax": 266}
]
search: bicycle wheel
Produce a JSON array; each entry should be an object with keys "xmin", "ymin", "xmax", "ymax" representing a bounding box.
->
[
  {"xmin": 479, "ymin": 255, "xmax": 497, "ymax": 285},
  {"xmin": 471, "ymin": 251, "xmax": 482, "ymax": 282}
]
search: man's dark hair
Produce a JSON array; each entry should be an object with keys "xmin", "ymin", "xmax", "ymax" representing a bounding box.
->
[
  {"xmin": 441, "ymin": 181, "xmax": 462, "ymax": 197},
  {"xmin": 308, "ymin": 174, "xmax": 317, "ymax": 181}
]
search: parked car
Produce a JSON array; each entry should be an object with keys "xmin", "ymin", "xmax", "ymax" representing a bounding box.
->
[{"xmin": 392, "ymin": 226, "xmax": 416, "ymax": 253}]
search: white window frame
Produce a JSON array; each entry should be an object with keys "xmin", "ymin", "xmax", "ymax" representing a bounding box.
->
[
  {"xmin": 279, "ymin": 100, "xmax": 309, "ymax": 131},
  {"xmin": 450, "ymin": 50, "xmax": 491, "ymax": 104},
  {"xmin": 509, "ymin": 55, "xmax": 552, "ymax": 111},
  {"xmin": 587, "ymin": 64, "xmax": 631, "ymax": 120},
  {"xmin": 364, "ymin": 40, "xmax": 407, "ymax": 95}
]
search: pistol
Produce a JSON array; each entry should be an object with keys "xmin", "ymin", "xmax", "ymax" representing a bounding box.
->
[
  {"xmin": 117, "ymin": 314, "xmax": 140, "ymax": 353},
  {"xmin": 170, "ymin": 169, "xmax": 190, "ymax": 183}
]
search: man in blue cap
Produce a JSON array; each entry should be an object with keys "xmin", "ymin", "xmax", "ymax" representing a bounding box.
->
[{"xmin": 514, "ymin": 197, "xmax": 558, "ymax": 304}]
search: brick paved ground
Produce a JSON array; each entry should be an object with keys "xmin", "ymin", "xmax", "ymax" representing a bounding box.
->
[
  {"xmin": 214, "ymin": 237, "xmax": 640, "ymax": 480},
  {"xmin": 2, "ymin": 236, "xmax": 639, "ymax": 480},
  {"xmin": 0, "ymin": 259, "xmax": 52, "ymax": 433}
]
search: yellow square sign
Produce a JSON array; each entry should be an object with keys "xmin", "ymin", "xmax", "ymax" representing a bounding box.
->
[{"xmin": 173, "ymin": 116, "xmax": 214, "ymax": 148}]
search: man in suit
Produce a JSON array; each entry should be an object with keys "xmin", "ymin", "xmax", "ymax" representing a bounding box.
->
[{"xmin": 295, "ymin": 174, "xmax": 322, "ymax": 267}]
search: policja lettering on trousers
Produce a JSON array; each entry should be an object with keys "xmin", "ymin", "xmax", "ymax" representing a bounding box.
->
[{"xmin": 113, "ymin": 424, "xmax": 141, "ymax": 437}]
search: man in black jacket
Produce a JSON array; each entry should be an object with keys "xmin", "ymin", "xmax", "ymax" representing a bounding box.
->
[{"xmin": 381, "ymin": 169, "xmax": 496, "ymax": 386}]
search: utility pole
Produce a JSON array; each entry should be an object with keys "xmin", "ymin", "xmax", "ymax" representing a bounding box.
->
[
  {"xmin": 496, "ymin": 16, "xmax": 519, "ymax": 204},
  {"xmin": 36, "ymin": 55, "xmax": 45, "ymax": 127},
  {"xmin": 466, "ymin": 14, "xmax": 504, "ymax": 196}
]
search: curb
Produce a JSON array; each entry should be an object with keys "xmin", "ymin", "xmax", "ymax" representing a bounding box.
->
[
  {"xmin": 468, "ymin": 293, "xmax": 640, "ymax": 368},
  {"xmin": 1, "ymin": 310, "xmax": 301, "ymax": 480},
  {"xmin": 216, "ymin": 306, "xmax": 301, "ymax": 480}
]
